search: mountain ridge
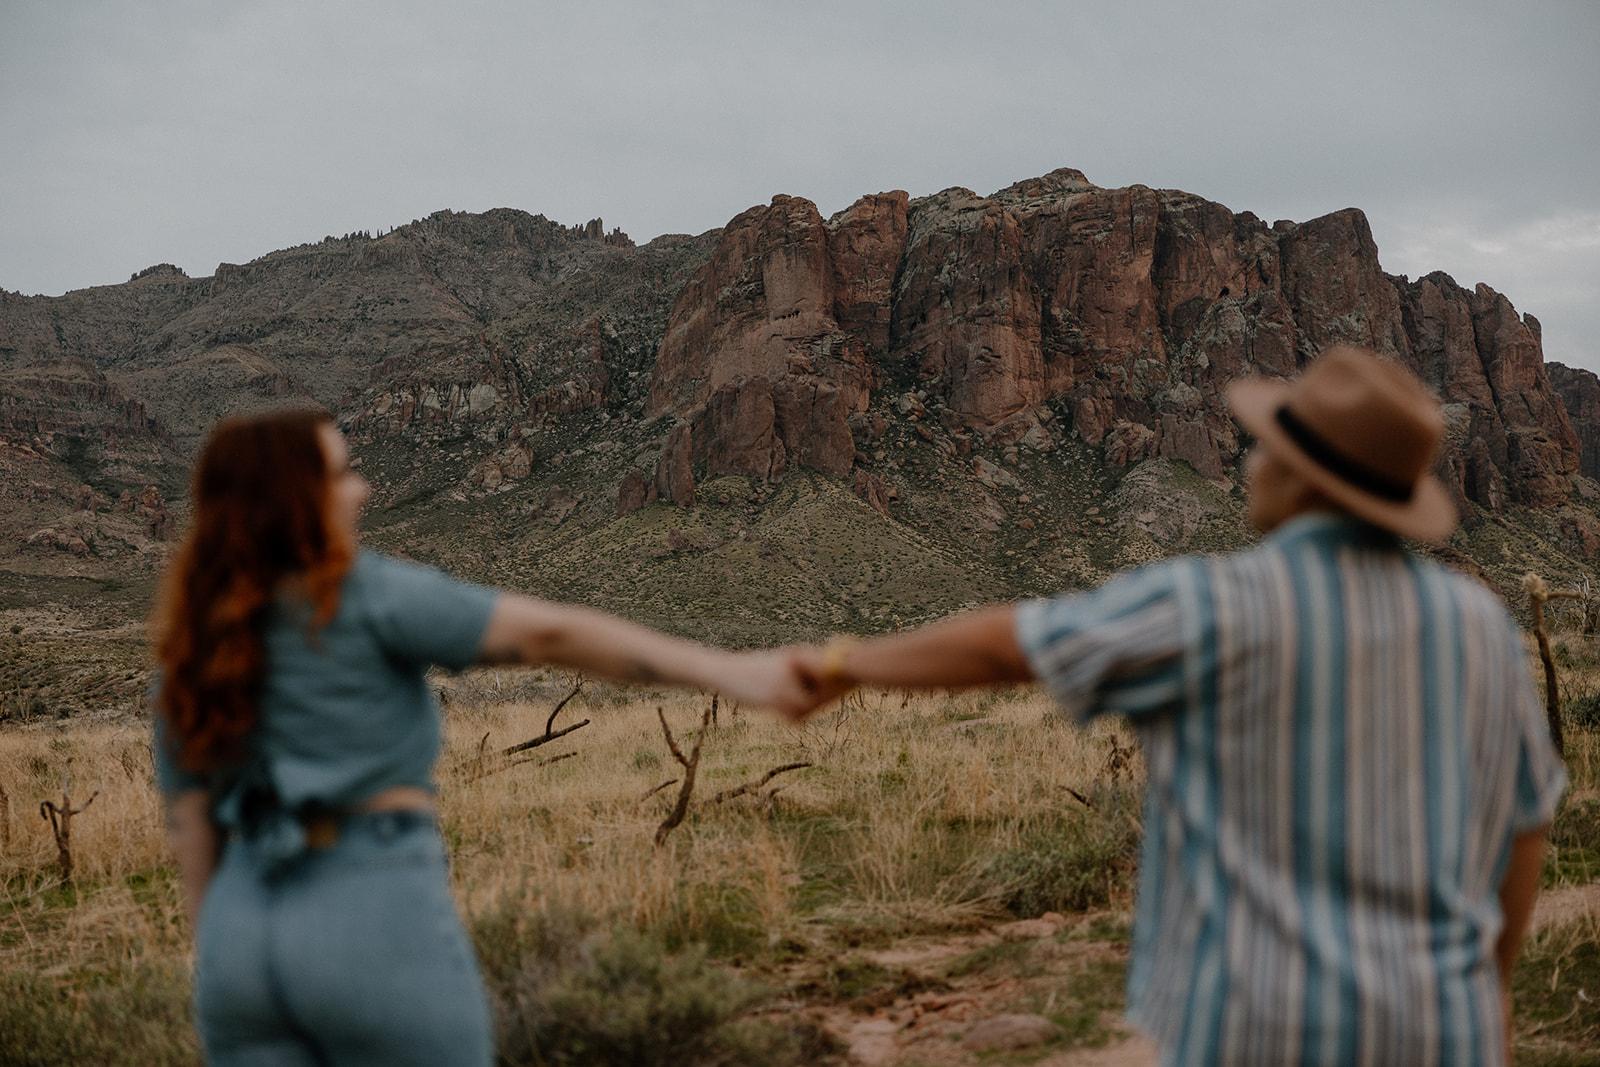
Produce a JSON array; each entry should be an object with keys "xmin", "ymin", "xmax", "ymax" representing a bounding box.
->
[{"xmin": 3, "ymin": 169, "xmax": 1599, "ymax": 700}]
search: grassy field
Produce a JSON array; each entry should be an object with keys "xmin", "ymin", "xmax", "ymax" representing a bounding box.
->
[{"xmin": 1, "ymin": 650, "xmax": 1597, "ymax": 1065}]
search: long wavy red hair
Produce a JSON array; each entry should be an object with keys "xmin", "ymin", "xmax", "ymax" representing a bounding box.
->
[{"xmin": 153, "ymin": 409, "xmax": 353, "ymax": 773}]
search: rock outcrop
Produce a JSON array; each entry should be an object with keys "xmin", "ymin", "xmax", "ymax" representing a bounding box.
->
[
  {"xmin": 2, "ymin": 172, "xmax": 1594, "ymax": 576},
  {"xmin": 1548, "ymin": 363, "xmax": 1600, "ymax": 481},
  {"xmin": 644, "ymin": 193, "xmax": 905, "ymax": 484},
  {"xmin": 643, "ymin": 169, "xmax": 1584, "ymax": 515},
  {"xmin": 654, "ymin": 421, "xmax": 695, "ymax": 508}
]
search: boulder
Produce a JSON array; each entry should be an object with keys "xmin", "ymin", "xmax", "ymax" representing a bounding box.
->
[
  {"xmin": 654, "ymin": 421, "xmax": 695, "ymax": 508},
  {"xmin": 960, "ymin": 1014, "xmax": 1064, "ymax": 1051},
  {"xmin": 615, "ymin": 468, "xmax": 651, "ymax": 517}
]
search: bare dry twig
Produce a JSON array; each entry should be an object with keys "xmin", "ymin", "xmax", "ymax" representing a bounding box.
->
[
  {"xmin": 1102, "ymin": 734, "xmax": 1136, "ymax": 783},
  {"xmin": 500, "ymin": 676, "xmax": 591, "ymax": 757},
  {"xmin": 1061, "ymin": 785, "xmax": 1095, "ymax": 810},
  {"xmin": 710, "ymin": 762, "xmax": 813, "ymax": 804},
  {"xmin": 456, "ymin": 676, "xmax": 591, "ymax": 782},
  {"xmin": 39, "ymin": 759, "xmax": 96, "ymax": 885},
  {"xmin": 638, "ymin": 779, "xmax": 680, "ymax": 804},
  {"xmin": 654, "ymin": 704, "xmax": 711, "ymax": 846}
]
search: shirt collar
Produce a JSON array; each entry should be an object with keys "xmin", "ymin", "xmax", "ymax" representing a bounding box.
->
[{"xmin": 1262, "ymin": 510, "xmax": 1401, "ymax": 550}]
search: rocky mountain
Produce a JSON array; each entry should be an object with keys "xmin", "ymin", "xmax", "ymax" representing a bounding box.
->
[
  {"xmin": 4, "ymin": 170, "xmax": 1600, "ymax": 688},
  {"xmin": 643, "ymin": 169, "xmax": 1589, "ymax": 522}
]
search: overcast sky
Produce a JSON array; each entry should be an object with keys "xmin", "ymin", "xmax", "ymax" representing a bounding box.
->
[{"xmin": 3, "ymin": 0, "xmax": 1597, "ymax": 370}]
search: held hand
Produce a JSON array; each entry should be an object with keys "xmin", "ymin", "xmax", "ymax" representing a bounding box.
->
[
  {"xmin": 706, "ymin": 648, "xmax": 854, "ymax": 722},
  {"xmin": 785, "ymin": 643, "xmax": 858, "ymax": 721},
  {"xmin": 708, "ymin": 649, "xmax": 824, "ymax": 719}
]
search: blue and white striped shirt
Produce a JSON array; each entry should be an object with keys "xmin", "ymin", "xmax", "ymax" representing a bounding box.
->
[{"xmin": 1016, "ymin": 513, "xmax": 1568, "ymax": 1067}]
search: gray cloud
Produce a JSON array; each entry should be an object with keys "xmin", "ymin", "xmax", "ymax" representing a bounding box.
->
[{"xmin": 3, "ymin": 0, "xmax": 1596, "ymax": 368}]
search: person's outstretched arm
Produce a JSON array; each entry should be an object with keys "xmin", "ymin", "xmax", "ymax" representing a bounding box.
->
[
  {"xmin": 785, "ymin": 604, "xmax": 1034, "ymax": 720},
  {"xmin": 476, "ymin": 594, "xmax": 808, "ymax": 709}
]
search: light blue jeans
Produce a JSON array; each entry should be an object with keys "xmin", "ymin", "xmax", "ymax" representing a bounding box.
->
[{"xmin": 194, "ymin": 811, "xmax": 493, "ymax": 1067}]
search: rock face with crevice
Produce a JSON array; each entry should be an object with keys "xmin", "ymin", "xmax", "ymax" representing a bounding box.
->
[
  {"xmin": 2, "ymin": 168, "xmax": 1597, "ymax": 598},
  {"xmin": 641, "ymin": 168, "xmax": 1584, "ymax": 516}
]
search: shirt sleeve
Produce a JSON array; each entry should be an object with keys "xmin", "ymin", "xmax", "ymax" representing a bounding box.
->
[
  {"xmin": 1014, "ymin": 561, "xmax": 1188, "ymax": 724},
  {"xmin": 359, "ymin": 553, "xmax": 500, "ymax": 671}
]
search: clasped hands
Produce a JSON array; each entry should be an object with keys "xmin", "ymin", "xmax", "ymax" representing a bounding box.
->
[{"xmin": 708, "ymin": 642, "xmax": 857, "ymax": 723}]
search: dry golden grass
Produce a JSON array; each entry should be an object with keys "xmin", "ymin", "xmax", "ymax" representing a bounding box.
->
[
  {"xmin": 1, "ymin": 662, "xmax": 1596, "ymax": 1065},
  {"xmin": 0, "ymin": 680, "xmax": 1132, "ymax": 1042},
  {"xmin": 438, "ymin": 676, "xmax": 1132, "ymax": 941}
]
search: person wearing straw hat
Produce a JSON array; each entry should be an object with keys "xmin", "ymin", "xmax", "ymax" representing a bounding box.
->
[{"xmin": 779, "ymin": 346, "xmax": 1567, "ymax": 1065}]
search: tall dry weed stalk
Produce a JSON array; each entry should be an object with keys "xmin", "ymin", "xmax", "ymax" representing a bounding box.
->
[{"xmin": 1525, "ymin": 572, "xmax": 1581, "ymax": 758}]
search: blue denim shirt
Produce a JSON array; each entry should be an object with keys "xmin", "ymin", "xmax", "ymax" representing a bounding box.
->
[{"xmin": 156, "ymin": 551, "xmax": 498, "ymax": 842}]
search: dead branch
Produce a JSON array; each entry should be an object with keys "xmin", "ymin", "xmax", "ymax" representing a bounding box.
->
[
  {"xmin": 710, "ymin": 762, "xmax": 813, "ymax": 804},
  {"xmin": 1525, "ymin": 572, "xmax": 1580, "ymax": 759},
  {"xmin": 502, "ymin": 717, "xmax": 591, "ymax": 756},
  {"xmin": 1062, "ymin": 785, "xmax": 1095, "ymax": 811},
  {"xmin": 452, "ymin": 676, "xmax": 591, "ymax": 780},
  {"xmin": 654, "ymin": 704, "xmax": 712, "ymax": 846},
  {"xmin": 0, "ymin": 781, "xmax": 9, "ymax": 851},
  {"xmin": 502, "ymin": 676, "xmax": 590, "ymax": 756},
  {"xmin": 540, "ymin": 676, "xmax": 586, "ymax": 738},
  {"xmin": 1102, "ymin": 734, "xmax": 1136, "ymax": 783},
  {"xmin": 638, "ymin": 779, "xmax": 680, "ymax": 804},
  {"xmin": 462, "ymin": 750, "xmax": 577, "ymax": 783},
  {"xmin": 39, "ymin": 761, "xmax": 96, "ymax": 885}
]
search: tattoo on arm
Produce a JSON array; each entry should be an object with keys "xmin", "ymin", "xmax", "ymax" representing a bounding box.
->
[{"xmin": 624, "ymin": 658, "xmax": 663, "ymax": 683}]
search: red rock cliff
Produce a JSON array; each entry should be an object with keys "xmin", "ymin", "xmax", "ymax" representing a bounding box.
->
[{"xmin": 646, "ymin": 168, "xmax": 1580, "ymax": 511}]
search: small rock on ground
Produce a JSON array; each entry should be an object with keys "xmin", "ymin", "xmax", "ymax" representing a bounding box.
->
[
  {"xmin": 961, "ymin": 1013, "xmax": 1065, "ymax": 1051},
  {"xmin": 997, "ymin": 911, "xmax": 1069, "ymax": 941}
]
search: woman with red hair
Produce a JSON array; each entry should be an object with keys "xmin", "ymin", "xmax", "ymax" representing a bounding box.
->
[{"xmin": 154, "ymin": 408, "xmax": 796, "ymax": 1066}]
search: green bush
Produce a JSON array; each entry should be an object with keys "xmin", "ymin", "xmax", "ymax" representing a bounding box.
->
[
  {"xmin": 478, "ymin": 906, "xmax": 829, "ymax": 1067},
  {"xmin": 1565, "ymin": 692, "xmax": 1600, "ymax": 732},
  {"xmin": 1545, "ymin": 796, "xmax": 1600, "ymax": 888},
  {"xmin": 0, "ymin": 963, "xmax": 198, "ymax": 1066},
  {"xmin": 983, "ymin": 820, "xmax": 1139, "ymax": 916}
]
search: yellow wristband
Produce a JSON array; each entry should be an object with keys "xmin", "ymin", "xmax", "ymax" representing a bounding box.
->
[{"xmin": 820, "ymin": 636, "xmax": 859, "ymax": 683}]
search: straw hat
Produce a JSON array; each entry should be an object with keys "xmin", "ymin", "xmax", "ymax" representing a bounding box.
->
[{"xmin": 1225, "ymin": 346, "xmax": 1456, "ymax": 544}]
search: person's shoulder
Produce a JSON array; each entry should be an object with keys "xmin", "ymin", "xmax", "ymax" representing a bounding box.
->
[
  {"xmin": 1408, "ymin": 553, "xmax": 1519, "ymax": 621},
  {"xmin": 352, "ymin": 549, "xmax": 499, "ymax": 609},
  {"xmin": 344, "ymin": 549, "xmax": 452, "ymax": 605},
  {"xmin": 352, "ymin": 548, "xmax": 433, "ymax": 582}
]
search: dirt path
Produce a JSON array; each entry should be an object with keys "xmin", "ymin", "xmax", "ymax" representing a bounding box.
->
[
  {"xmin": 1532, "ymin": 881, "xmax": 1600, "ymax": 931},
  {"xmin": 759, "ymin": 912, "xmax": 1158, "ymax": 1066},
  {"xmin": 775, "ymin": 884, "xmax": 1600, "ymax": 1066}
]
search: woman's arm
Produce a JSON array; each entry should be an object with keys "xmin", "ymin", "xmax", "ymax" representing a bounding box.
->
[
  {"xmin": 166, "ymin": 790, "xmax": 218, "ymax": 931},
  {"xmin": 475, "ymin": 594, "xmax": 809, "ymax": 709},
  {"xmin": 782, "ymin": 605, "xmax": 1035, "ymax": 720}
]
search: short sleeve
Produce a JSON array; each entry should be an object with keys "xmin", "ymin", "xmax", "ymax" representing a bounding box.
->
[
  {"xmin": 358, "ymin": 553, "xmax": 499, "ymax": 671},
  {"xmin": 1014, "ymin": 561, "xmax": 1188, "ymax": 723}
]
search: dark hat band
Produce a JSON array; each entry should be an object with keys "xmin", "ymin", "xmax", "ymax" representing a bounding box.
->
[{"xmin": 1274, "ymin": 406, "xmax": 1415, "ymax": 503}]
